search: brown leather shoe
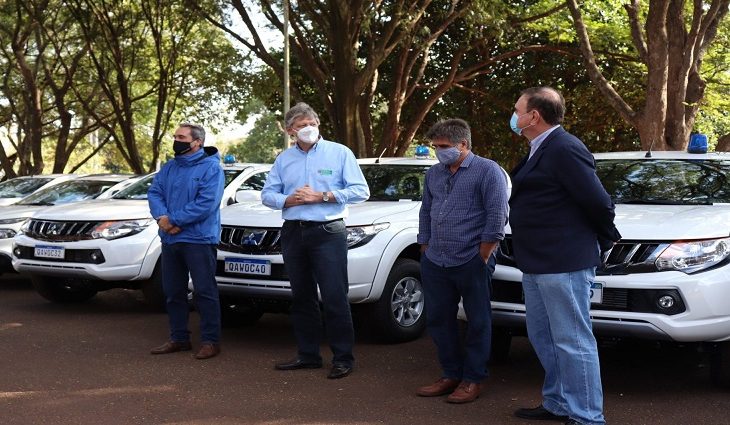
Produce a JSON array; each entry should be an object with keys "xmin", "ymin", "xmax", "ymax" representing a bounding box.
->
[
  {"xmin": 194, "ymin": 343, "xmax": 221, "ymax": 360},
  {"xmin": 150, "ymin": 340, "xmax": 192, "ymax": 355},
  {"xmin": 416, "ymin": 378, "xmax": 461, "ymax": 397},
  {"xmin": 446, "ymin": 382, "xmax": 481, "ymax": 403}
]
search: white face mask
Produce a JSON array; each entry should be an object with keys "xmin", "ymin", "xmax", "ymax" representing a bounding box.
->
[{"xmin": 296, "ymin": 126, "xmax": 320, "ymax": 144}]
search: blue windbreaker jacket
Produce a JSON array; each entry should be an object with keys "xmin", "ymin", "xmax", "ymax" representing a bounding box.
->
[{"xmin": 148, "ymin": 146, "xmax": 225, "ymax": 245}]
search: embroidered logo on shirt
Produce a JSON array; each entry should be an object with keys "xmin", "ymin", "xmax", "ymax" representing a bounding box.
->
[{"xmin": 318, "ymin": 169, "xmax": 333, "ymax": 176}]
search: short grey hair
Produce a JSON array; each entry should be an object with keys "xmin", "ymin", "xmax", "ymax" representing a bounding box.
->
[
  {"xmin": 425, "ymin": 118, "xmax": 471, "ymax": 149},
  {"xmin": 179, "ymin": 123, "xmax": 206, "ymax": 144},
  {"xmin": 285, "ymin": 102, "xmax": 320, "ymax": 129}
]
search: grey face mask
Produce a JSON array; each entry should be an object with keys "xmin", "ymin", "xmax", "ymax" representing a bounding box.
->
[{"xmin": 435, "ymin": 146, "xmax": 461, "ymax": 165}]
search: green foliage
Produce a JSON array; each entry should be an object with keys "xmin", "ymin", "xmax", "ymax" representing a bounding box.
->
[
  {"xmin": 696, "ymin": 17, "xmax": 730, "ymax": 146},
  {"xmin": 225, "ymin": 109, "xmax": 284, "ymax": 164}
]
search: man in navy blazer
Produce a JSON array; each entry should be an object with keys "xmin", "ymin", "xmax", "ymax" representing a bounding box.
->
[{"xmin": 509, "ymin": 87, "xmax": 620, "ymax": 425}]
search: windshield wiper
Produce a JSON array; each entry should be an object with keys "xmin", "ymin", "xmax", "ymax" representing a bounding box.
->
[
  {"xmin": 615, "ymin": 198, "xmax": 709, "ymax": 205},
  {"xmin": 19, "ymin": 201, "xmax": 55, "ymax": 206}
]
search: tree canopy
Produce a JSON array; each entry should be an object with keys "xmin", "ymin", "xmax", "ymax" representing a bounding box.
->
[{"xmin": 1, "ymin": 0, "xmax": 729, "ymax": 177}]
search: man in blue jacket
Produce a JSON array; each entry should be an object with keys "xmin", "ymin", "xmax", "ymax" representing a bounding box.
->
[
  {"xmin": 509, "ymin": 87, "xmax": 620, "ymax": 425},
  {"xmin": 148, "ymin": 123, "xmax": 225, "ymax": 360}
]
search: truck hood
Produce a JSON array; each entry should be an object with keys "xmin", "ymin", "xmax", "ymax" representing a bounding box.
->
[
  {"xmin": 613, "ymin": 204, "xmax": 730, "ymax": 240},
  {"xmin": 0, "ymin": 204, "xmax": 49, "ymax": 219},
  {"xmin": 220, "ymin": 201, "xmax": 421, "ymax": 227},
  {"xmin": 30, "ymin": 199, "xmax": 152, "ymax": 221}
]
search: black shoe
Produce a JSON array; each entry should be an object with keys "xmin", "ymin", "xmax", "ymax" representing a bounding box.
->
[
  {"xmin": 327, "ymin": 363, "xmax": 353, "ymax": 379},
  {"xmin": 514, "ymin": 405, "xmax": 569, "ymax": 421},
  {"xmin": 274, "ymin": 357, "xmax": 323, "ymax": 370},
  {"xmin": 565, "ymin": 420, "xmax": 584, "ymax": 425}
]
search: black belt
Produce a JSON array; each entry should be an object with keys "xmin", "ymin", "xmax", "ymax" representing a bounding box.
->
[{"xmin": 285, "ymin": 218, "xmax": 343, "ymax": 227}]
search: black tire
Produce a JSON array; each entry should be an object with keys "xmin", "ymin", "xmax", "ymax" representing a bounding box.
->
[
  {"xmin": 367, "ymin": 258, "xmax": 426, "ymax": 343},
  {"xmin": 220, "ymin": 298, "xmax": 264, "ymax": 327},
  {"xmin": 141, "ymin": 262, "xmax": 165, "ymax": 310},
  {"xmin": 143, "ymin": 261, "xmax": 197, "ymax": 312},
  {"xmin": 31, "ymin": 275, "xmax": 97, "ymax": 303},
  {"xmin": 710, "ymin": 341, "xmax": 730, "ymax": 387},
  {"xmin": 490, "ymin": 327, "xmax": 513, "ymax": 363}
]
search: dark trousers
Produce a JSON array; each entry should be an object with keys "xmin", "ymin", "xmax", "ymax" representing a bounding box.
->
[
  {"xmin": 161, "ymin": 243, "xmax": 221, "ymax": 344},
  {"xmin": 280, "ymin": 219, "xmax": 354, "ymax": 366},
  {"xmin": 421, "ymin": 253, "xmax": 496, "ymax": 383}
]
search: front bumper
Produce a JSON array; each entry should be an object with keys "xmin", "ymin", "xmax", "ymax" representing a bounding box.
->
[
  {"xmin": 12, "ymin": 231, "xmax": 158, "ymax": 281},
  {"xmin": 482, "ymin": 264, "xmax": 730, "ymax": 343}
]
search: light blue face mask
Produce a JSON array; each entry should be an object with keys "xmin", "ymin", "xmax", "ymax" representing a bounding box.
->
[
  {"xmin": 435, "ymin": 146, "xmax": 461, "ymax": 165},
  {"xmin": 510, "ymin": 111, "xmax": 535, "ymax": 136},
  {"xmin": 510, "ymin": 112, "xmax": 524, "ymax": 136}
]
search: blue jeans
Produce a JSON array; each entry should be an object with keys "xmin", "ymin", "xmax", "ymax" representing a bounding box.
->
[
  {"xmin": 421, "ymin": 253, "xmax": 496, "ymax": 383},
  {"xmin": 161, "ymin": 243, "xmax": 221, "ymax": 344},
  {"xmin": 522, "ymin": 268, "xmax": 605, "ymax": 425},
  {"xmin": 280, "ymin": 219, "xmax": 353, "ymax": 367}
]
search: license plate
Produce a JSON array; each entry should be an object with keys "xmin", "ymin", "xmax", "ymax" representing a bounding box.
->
[
  {"xmin": 224, "ymin": 258, "xmax": 271, "ymax": 276},
  {"xmin": 34, "ymin": 245, "xmax": 64, "ymax": 259},
  {"xmin": 590, "ymin": 282, "xmax": 604, "ymax": 304}
]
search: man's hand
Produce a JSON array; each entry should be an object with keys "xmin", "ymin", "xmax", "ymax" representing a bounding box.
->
[
  {"xmin": 285, "ymin": 184, "xmax": 322, "ymax": 207},
  {"xmin": 479, "ymin": 241, "xmax": 498, "ymax": 262},
  {"xmin": 419, "ymin": 244, "xmax": 428, "ymax": 253},
  {"xmin": 156, "ymin": 215, "xmax": 181, "ymax": 234},
  {"xmin": 293, "ymin": 184, "xmax": 321, "ymax": 203}
]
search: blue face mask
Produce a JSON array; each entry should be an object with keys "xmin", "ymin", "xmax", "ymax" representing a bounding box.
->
[
  {"xmin": 435, "ymin": 146, "xmax": 461, "ymax": 165},
  {"xmin": 510, "ymin": 112, "xmax": 524, "ymax": 136},
  {"xmin": 511, "ymin": 110, "xmax": 536, "ymax": 136}
]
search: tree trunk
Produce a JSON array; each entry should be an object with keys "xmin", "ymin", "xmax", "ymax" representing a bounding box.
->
[{"xmin": 567, "ymin": 0, "xmax": 729, "ymax": 151}]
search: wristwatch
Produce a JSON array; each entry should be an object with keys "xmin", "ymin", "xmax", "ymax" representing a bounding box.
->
[{"xmin": 322, "ymin": 192, "xmax": 330, "ymax": 202}]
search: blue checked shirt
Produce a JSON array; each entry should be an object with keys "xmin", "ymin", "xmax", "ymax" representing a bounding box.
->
[
  {"xmin": 262, "ymin": 139, "xmax": 369, "ymax": 221},
  {"xmin": 418, "ymin": 152, "xmax": 509, "ymax": 267}
]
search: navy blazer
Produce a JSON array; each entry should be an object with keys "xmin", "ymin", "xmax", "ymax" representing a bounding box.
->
[{"xmin": 508, "ymin": 127, "xmax": 621, "ymax": 274}]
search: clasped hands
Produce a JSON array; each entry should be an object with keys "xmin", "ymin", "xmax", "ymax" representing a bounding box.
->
[
  {"xmin": 156, "ymin": 215, "xmax": 181, "ymax": 235},
  {"xmin": 288, "ymin": 184, "xmax": 320, "ymax": 206}
]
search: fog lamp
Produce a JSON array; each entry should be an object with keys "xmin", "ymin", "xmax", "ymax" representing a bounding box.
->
[{"xmin": 658, "ymin": 295, "xmax": 675, "ymax": 309}]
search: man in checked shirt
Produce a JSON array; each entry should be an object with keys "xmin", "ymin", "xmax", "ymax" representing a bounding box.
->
[{"xmin": 416, "ymin": 118, "xmax": 509, "ymax": 404}]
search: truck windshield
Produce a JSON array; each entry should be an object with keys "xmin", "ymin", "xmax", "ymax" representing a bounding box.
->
[
  {"xmin": 596, "ymin": 159, "xmax": 730, "ymax": 205},
  {"xmin": 360, "ymin": 164, "xmax": 429, "ymax": 201}
]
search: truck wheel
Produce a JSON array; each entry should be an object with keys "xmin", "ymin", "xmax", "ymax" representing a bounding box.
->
[
  {"xmin": 367, "ymin": 258, "xmax": 426, "ymax": 343},
  {"xmin": 710, "ymin": 341, "xmax": 730, "ymax": 387},
  {"xmin": 220, "ymin": 298, "xmax": 264, "ymax": 327},
  {"xmin": 141, "ymin": 262, "xmax": 165, "ymax": 310},
  {"xmin": 31, "ymin": 275, "xmax": 97, "ymax": 303},
  {"xmin": 490, "ymin": 327, "xmax": 513, "ymax": 363}
]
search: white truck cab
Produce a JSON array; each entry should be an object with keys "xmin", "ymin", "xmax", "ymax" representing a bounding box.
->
[{"xmin": 12, "ymin": 163, "xmax": 270, "ymax": 305}]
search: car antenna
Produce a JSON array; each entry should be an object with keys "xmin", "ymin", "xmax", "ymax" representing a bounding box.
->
[
  {"xmin": 375, "ymin": 147, "xmax": 387, "ymax": 164},
  {"xmin": 644, "ymin": 138, "xmax": 655, "ymax": 158}
]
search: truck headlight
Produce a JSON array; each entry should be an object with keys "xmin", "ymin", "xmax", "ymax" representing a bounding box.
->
[
  {"xmin": 0, "ymin": 217, "xmax": 27, "ymax": 225},
  {"xmin": 655, "ymin": 238, "xmax": 730, "ymax": 273},
  {"xmin": 347, "ymin": 223, "xmax": 390, "ymax": 249},
  {"xmin": 91, "ymin": 219, "xmax": 153, "ymax": 240}
]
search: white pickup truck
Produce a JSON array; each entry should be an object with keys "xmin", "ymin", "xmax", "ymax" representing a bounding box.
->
[
  {"xmin": 486, "ymin": 150, "xmax": 730, "ymax": 387},
  {"xmin": 12, "ymin": 163, "xmax": 270, "ymax": 305},
  {"xmin": 214, "ymin": 158, "xmax": 436, "ymax": 343}
]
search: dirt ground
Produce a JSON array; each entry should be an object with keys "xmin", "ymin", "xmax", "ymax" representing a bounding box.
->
[{"xmin": 2, "ymin": 275, "xmax": 729, "ymax": 425}]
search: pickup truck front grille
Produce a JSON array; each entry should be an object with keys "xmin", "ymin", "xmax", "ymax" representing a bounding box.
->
[
  {"xmin": 497, "ymin": 237, "xmax": 667, "ymax": 274},
  {"xmin": 23, "ymin": 219, "xmax": 101, "ymax": 242},
  {"xmin": 218, "ymin": 226, "xmax": 282, "ymax": 254}
]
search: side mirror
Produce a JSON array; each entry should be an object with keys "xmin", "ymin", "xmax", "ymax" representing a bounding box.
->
[{"xmin": 235, "ymin": 190, "xmax": 261, "ymax": 203}]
